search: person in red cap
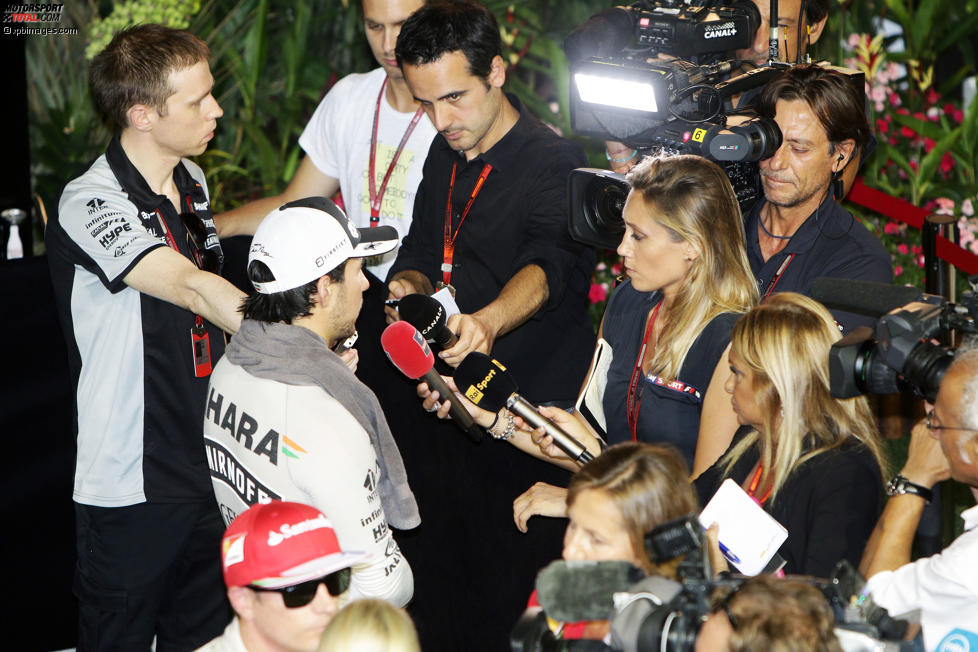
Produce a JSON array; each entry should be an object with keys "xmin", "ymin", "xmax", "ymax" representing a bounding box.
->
[{"xmin": 197, "ymin": 500, "xmax": 369, "ymax": 652}]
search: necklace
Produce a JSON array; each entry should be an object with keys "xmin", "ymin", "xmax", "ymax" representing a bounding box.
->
[{"xmin": 758, "ymin": 214, "xmax": 794, "ymax": 240}]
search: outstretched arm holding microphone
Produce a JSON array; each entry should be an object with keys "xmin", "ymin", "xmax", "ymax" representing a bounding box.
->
[{"xmin": 416, "ymin": 351, "xmax": 604, "ymax": 468}]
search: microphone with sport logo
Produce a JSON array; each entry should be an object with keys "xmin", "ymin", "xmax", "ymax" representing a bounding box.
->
[
  {"xmin": 454, "ymin": 352, "xmax": 595, "ymax": 464},
  {"xmin": 380, "ymin": 321, "xmax": 482, "ymax": 442}
]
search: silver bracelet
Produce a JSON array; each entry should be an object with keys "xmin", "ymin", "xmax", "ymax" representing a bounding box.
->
[{"xmin": 490, "ymin": 412, "xmax": 516, "ymax": 441}]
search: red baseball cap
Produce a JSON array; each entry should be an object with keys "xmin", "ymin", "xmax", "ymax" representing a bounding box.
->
[{"xmin": 221, "ymin": 501, "xmax": 368, "ymax": 589}]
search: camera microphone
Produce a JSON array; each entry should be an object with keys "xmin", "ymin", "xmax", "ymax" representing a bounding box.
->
[
  {"xmin": 811, "ymin": 278, "xmax": 926, "ymax": 318},
  {"xmin": 535, "ymin": 560, "xmax": 646, "ymax": 623},
  {"xmin": 380, "ymin": 321, "xmax": 481, "ymax": 442},
  {"xmin": 396, "ymin": 293, "xmax": 458, "ymax": 349},
  {"xmin": 454, "ymin": 352, "xmax": 595, "ymax": 464}
]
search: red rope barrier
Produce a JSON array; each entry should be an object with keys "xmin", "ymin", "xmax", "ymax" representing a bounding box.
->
[{"xmin": 847, "ymin": 177, "xmax": 978, "ymax": 275}]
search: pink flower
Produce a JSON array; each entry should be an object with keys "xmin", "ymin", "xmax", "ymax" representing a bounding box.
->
[
  {"xmin": 945, "ymin": 103, "xmax": 957, "ymax": 115},
  {"xmin": 897, "ymin": 243, "xmax": 909, "ymax": 255},
  {"xmin": 916, "ymin": 254, "xmax": 926, "ymax": 268},
  {"xmin": 883, "ymin": 222, "xmax": 901, "ymax": 235},
  {"xmin": 935, "ymin": 197, "xmax": 956, "ymax": 216},
  {"xmin": 588, "ymin": 283, "xmax": 608, "ymax": 304},
  {"xmin": 924, "ymin": 138, "xmax": 936, "ymax": 153},
  {"xmin": 911, "ymin": 245, "xmax": 922, "ymax": 255},
  {"xmin": 847, "ymin": 33, "xmax": 862, "ymax": 49},
  {"xmin": 894, "ymin": 265, "xmax": 904, "ymax": 276},
  {"xmin": 926, "ymin": 88, "xmax": 940, "ymax": 106},
  {"xmin": 876, "ymin": 118, "xmax": 890, "ymax": 134},
  {"xmin": 963, "ymin": 199, "xmax": 974, "ymax": 217},
  {"xmin": 900, "ymin": 126, "xmax": 917, "ymax": 139},
  {"xmin": 611, "ymin": 263, "xmax": 623, "ymax": 275},
  {"xmin": 896, "ymin": 107, "xmax": 910, "ymax": 116},
  {"xmin": 889, "ymin": 91, "xmax": 902, "ymax": 106},
  {"xmin": 596, "ymin": 261, "xmax": 607, "ymax": 271},
  {"xmin": 954, "ymin": 109, "xmax": 964, "ymax": 123},
  {"xmin": 909, "ymin": 160, "xmax": 919, "ymax": 172},
  {"xmin": 927, "ymin": 107, "xmax": 940, "ymax": 121}
]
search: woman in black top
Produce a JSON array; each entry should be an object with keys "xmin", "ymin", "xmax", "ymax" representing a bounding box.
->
[
  {"xmin": 695, "ymin": 293, "xmax": 887, "ymax": 577},
  {"xmin": 424, "ymin": 155, "xmax": 758, "ymax": 527}
]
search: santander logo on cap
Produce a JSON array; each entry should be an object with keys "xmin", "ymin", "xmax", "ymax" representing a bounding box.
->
[{"xmin": 266, "ymin": 514, "xmax": 332, "ymax": 546}]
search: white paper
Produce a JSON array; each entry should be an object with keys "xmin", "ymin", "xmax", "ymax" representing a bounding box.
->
[
  {"xmin": 575, "ymin": 337, "xmax": 612, "ymax": 435},
  {"xmin": 699, "ymin": 478, "xmax": 788, "ymax": 576},
  {"xmin": 432, "ymin": 286, "xmax": 461, "ymax": 318}
]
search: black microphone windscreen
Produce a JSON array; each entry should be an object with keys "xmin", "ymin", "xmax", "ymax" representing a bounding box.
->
[
  {"xmin": 454, "ymin": 352, "xmax": 518, "ymax": 413},
  {"xmin": 535, "ymin": 560, "xmax": 645, "ymax": 623},
  {"xmin": 564, "ymin": 8, "xmax": 635, "ymax": 62},
  {"xmin": 810, "ymin": 278, "xmax": 923, "ymax": 318},
  {"xmin": 396, "ymin": 293, "xmax": 455, "ymax": 347}
]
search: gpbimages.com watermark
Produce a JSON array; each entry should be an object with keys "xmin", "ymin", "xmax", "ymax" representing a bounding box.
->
[
  {"xmin": 3, "ymin": 3, "xmax": 77, "ymax": 36},
  {"xmin": 5, "ymin": 26, "xmax": 78, "ymax": 35}
]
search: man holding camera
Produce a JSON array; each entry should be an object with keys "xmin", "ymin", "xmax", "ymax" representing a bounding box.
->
[
  {"xmin": 746, "ymin": 64, "xmax": 891, "ymax": 332},
  {"xmin": 860, "ymin": 343, "xmax": 978, "ymax": 650}
]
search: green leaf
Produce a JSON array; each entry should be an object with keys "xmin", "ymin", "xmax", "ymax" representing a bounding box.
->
[
  {"xmin": 884, "ymin": 0, "xmax": 913, "ymax": 32},
  {"xmin": 911, "ymin": 0, "xmax": 939, "ymax": 57}
]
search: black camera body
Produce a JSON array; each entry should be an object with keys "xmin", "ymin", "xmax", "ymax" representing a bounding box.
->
[{"xmin": 828, "ymin": 279, "xmax": 978, "ymax": 402}]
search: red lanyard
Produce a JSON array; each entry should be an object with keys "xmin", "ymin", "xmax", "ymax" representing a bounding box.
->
[
  {"xmin": 747, "ymin": 464, "xmax": 772, "ymax": 505},
  {"xmin": 155, "ymin": 200, "xmax": 205, "ymax": 332},
  {"xmin": 442, "ymin": 161, "xmax": 493, "ymax": 286},
  {"xmin": 762, "ymin": 253, "xmax": 794, "ymax": 300},
  {"xmin": 626, "ymin": 302, "xmax": 662, "ymax": 441},
  {"xmin": 368, "ymin": 78, "xmax": 426, "ymax": 224}
]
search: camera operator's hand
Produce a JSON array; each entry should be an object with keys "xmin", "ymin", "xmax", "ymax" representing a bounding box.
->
[
  {"xmin": 902, "ymin": 418, "xmax": 952, "ymax": 489},
  {"xmin": 605, "ymin": 140, "xmax": 639, "ymax": 174},
  {"xmin": 513, "ymin": 482, "xmax": 568, "ymax": 533}
]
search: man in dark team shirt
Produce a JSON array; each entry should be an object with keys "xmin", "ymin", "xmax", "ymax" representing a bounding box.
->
[
  {"xmin": 45, "ymin": 25, "xmax": 261, "ymax": 650},
  {"xmin": 744, "ymin": 64, "xmax": 892, "ymax": 332}
]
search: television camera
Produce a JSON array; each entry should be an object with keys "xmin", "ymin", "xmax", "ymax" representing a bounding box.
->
[{"xmin": 511, "ymin": 515, "xmax": 913, "ymax": 652}]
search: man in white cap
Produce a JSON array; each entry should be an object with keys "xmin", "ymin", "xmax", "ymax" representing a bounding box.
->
[
  {"xmin": 203, "ymin": 197, "xmax": 419, "ymax": 608},
  {"xmin": 197, "ymin": 500, "xmax": 370, "ymax": 651}
]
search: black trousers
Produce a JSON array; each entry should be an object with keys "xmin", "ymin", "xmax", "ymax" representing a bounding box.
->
[{"xmin": 73, "ymin": 500, "xmax": 230, "ymax": 651}]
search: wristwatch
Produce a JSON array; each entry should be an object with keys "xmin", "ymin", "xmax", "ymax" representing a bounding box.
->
[{"xmin": 886, "ymin": 474, "xmax": 933, "ymax": 502}]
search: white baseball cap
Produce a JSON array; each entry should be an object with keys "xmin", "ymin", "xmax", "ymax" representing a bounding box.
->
[{"xmin": 248, "ymin": 197, "xmax": 399, "ymax": 294}]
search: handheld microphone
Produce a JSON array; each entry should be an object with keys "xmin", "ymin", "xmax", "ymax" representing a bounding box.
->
[
  {"xmin": 380, "ymin": 321, "xmax": 481, "ymax": 442},
  {"xmin": 396, "ymin": 293, "xmax": 458, "ymax": 349},
  {"xmin": 454, "ymin": 352, "xmax": 595, "ymax": 464},
  {"xmin": 810, "ymin": 278, "xmax": 925, "ymax": 318},
  {"xmin": 535, "ymin": 560, "xmax": 646, "ymax": 622}
]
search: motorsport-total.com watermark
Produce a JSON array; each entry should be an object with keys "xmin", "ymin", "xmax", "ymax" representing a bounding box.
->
[{"xmin": 3, "ymin": 3, "xmax": 78, "ymax": 36}]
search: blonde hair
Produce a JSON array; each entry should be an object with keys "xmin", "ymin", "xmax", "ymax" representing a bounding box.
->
[
  {"xmin": 626, "ymin": 154, "xmax": 758, "ymax": 379},
  {"xmin": 720, "ymin": 293, "xmax": 886, "ymax": 500},
  {"xmin": 567, "ymin": 442, "xmax": 698, "ymax": 575},
  {"xmin": 318, "ymin": 599, "xmax": 420, "ymax": 652}
]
